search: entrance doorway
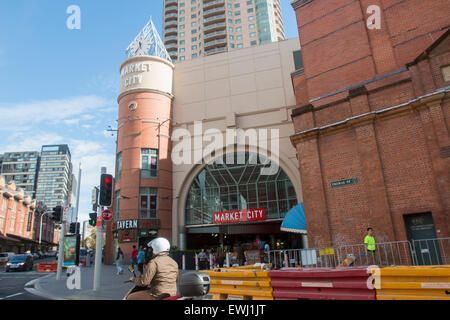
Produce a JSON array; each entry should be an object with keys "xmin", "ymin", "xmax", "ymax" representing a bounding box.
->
[{"xmin": 404, "ymin": 212, "xmax": 441, "ymax": 265}]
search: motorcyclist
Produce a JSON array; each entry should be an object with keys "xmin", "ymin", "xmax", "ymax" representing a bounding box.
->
[{"xmin": 127, "ymin": 237, "xmax": 179, "ymax": 300}]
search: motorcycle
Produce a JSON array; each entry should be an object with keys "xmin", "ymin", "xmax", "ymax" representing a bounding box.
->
[{"xmin": 123, "ymin": 265, "xmax": 211, "ymax": 300}]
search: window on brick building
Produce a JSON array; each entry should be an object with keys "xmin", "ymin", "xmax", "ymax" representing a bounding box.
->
[{"xmin": 293, "ymin": 50, "xmax": 304, "ymax": 70}]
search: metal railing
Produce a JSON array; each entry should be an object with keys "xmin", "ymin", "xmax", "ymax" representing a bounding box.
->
[
  {"xmin": 268, "ymin": 238, "xmax": 450, "ymax": 269},
  {"xmin": 411, "ymin": 237, "xmax": 450, "ymax": 265}
]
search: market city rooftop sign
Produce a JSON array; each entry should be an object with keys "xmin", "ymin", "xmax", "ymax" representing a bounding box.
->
[{"xmin": 213, "ymin": 209, "xmax": 266, "ymax": 225}]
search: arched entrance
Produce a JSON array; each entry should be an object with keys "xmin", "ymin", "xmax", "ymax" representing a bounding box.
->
[{"xmin": 184, "ymin": 152, "xmax": 304, "ymax": 251}]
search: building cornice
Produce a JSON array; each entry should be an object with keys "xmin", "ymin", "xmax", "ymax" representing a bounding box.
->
[
  {"xmin": 291, "ymin": 0, "xmax": 313, "ymax": 10},
  {"xmin": 290, "ymin": 88, "xmax": 449, "ymax": 146},
  {"xmin": 117, "ymin": 88, "xmax": 174, "ymax": 103}
]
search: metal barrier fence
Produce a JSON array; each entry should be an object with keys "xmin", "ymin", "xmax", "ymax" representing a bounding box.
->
[
  {"xmin": 268, "ymin": 238, "xmax": 450, "ymax": 268},
  {"xmin": 411, "ymin": 237, "xmax": 450, "ymax": 266}
]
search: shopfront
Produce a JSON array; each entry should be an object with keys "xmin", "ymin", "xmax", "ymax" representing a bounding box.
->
[{"xmin": 184, "ymin": 152, "xmax": 304, "ymax": 251}]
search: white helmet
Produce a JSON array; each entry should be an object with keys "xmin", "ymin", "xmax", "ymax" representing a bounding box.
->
[{"xmin": 147, "ymin": 237, "xmax": 170, "ymax": 255}]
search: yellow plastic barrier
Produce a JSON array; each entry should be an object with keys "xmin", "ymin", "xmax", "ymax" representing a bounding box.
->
[
  {"xmin": 203, "ymin": 268, "xmax": 273, "ymax": 300},
  {"xmin": 373, "ymin": 265, "xmax": 450, "ymax": 300}
]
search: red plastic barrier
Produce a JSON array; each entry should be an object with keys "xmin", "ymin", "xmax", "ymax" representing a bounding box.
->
[
  {"xmin": 269, "ymin": 267, "xmax": 375, "ymax": 300},
  {"xmin": 37, "ymin": 263, "xmax": 58, "ymax": 273}
]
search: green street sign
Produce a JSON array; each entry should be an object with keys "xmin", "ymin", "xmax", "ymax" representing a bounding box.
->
[{"xmin": 331, "ymin": 178, "xmax": 359, "ymax": 188}]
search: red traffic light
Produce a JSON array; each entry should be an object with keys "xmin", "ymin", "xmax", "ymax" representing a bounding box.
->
[{"xmin": 104, "ymin": 177, "xmax": 111, "ymax": 184}]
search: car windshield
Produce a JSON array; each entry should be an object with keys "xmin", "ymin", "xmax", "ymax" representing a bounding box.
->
[{"xmin": 10, "ymin": 256, "xmax": 26, "ymax": 262}]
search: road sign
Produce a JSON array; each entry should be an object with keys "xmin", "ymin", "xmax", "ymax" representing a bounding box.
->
[
  {"xmin": 102, "ymin": 209, "xmax": 113, "ymax": 222},
  {"xmin": 96, "ymin": 216, "xmax": 102, "ymax": 228},
  {"xmin": 63, "ymin": 205, "xmax": 70, "ymax": 221}
]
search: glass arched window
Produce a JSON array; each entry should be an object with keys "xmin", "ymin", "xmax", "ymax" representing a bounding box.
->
[{"xmin": 185, "ymin": 153, "xmax": 298, "ymax": 225}]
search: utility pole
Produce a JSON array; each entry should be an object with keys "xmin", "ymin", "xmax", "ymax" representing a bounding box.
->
[{"xmin": 93, "ymin": 167, "xmax": 107, "ymax": 291}]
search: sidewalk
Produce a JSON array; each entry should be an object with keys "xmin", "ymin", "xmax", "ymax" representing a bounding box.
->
[{"xmin": 28, "ymin": 264, "xmax": 142, "ymax": 300}]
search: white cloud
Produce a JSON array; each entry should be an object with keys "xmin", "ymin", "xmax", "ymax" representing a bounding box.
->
[
  {"xmin": 0, "ymin": 95, "xmax": 113, "ymax": 130},
  {"xmin": 2, "ymin": 133, "xmax": 64, "ymax": 152}
]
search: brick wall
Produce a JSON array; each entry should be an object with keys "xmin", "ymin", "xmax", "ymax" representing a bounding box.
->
[{"xmin": 290, "ymin": 0, "xmax": 450, "ymax": 247}]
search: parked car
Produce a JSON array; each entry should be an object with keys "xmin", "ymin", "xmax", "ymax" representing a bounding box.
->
[
  {"xmin": 5, "ymin": 254, "xmax": 34, "ymax": 272},
  {"xmin": 0, "ymin": 252, "xmax": 15, "ymax": 266}
]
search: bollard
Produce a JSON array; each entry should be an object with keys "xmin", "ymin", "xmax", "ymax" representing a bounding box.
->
[
  {"xmin": 182, "ymin": 254, "xmax": 186, "ymax": 271},
  {"xmin": 195, "ymin": 253, "xmax": 199, "ymax": 271},
  {"xmin": 226, "ymin": 252, "xmax": 231, "ymax": 268},
  {"xmin": 210, "ymin": 253, "xmax": 213, "ymax": 270}
]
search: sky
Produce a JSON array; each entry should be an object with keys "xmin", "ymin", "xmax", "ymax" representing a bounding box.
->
[{"xmin": 0, "ymin": 0, "xmax": 299, "ymax": 225}]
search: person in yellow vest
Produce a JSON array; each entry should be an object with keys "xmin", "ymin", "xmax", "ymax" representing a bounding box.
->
[{"xmin": 364, "ymin": 227, "xmax": 379, "ymax": 265}]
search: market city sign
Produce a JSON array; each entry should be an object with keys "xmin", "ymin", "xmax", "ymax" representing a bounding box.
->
[
  {"xmin": 213, "ymin": 209, "xmax": 266, "ymax": 225},
  {"xmin": 121, "ymin": 62, "xmax": 152, "ymax": 88}
]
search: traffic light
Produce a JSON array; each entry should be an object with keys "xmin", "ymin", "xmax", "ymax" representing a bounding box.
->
[
  {"xmin": 69, "ymin": 222, "xmax": 77, "ymax": 234},
  {"xmin": 99, "ymin": 174, "xmax": 113, "ymax": 207},
  {"xmin": 52, "ymin": 206, "xmax": 63, "ymax": 223},
  {"xmin": 89, "ymin": 212, "xmax": 97, "ymax": 227}
]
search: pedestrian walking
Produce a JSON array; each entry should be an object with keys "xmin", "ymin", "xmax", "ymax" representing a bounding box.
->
[
  {"xmin": 137, "ymin": 246, "xmax": 146, "ymax": 276},
  {"xmin": 236, "ymin": 243, "xmax": 246, "ymax": 266},
  {"xmin": 198, "ymin": 249, "xmax": 207, "ymax": 270},
  {"xmin": 130, "ymin": 245, "xmax": 138, "ymax": 271},
  {"xmin": 264, "ymin": 242, "xmax": 270, "ymax": 263},
  {"xmin": 116, "ymin": 247, "xmax": 124, "ymax": 275},
  {"xmin": 364, "ymin": 227, "xmax": 379, "ymax": 265}
]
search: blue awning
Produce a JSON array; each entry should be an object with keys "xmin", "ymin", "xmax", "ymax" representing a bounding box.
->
[{"xmin": 281, "ymin": 203, "xmax": 307, "ymax": 234}]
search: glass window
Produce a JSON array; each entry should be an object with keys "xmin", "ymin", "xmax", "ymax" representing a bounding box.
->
[
  {"xmin": 179, "ymin": 17, "xmax": 185, "ymax": 22},
  {"xmin": 180, "ymin": 24, "xmax": 185, "ymax": 29},
  {"xmin": 184, "ymin": 153, "xmax": 299, "ymax": 225},
  {"xmin": 230, "ymin": 43, "xmax": 235, "ymax": 48},
  {"xmin": 191, "ymin": 21, "xmax": 196, "ymax": 26},
  {"xmin": 229, "ymin": 27, "xmax": 234, "ymax": 32},
  {"xmin": 237, "ymin": 43, "xmax": 243, "ymax": 48},
  {"xmin": 249, "ymin": 24, "xmax": 255, "ymax": 29},
  {"xmin": 235, "ymin": 3, "xmax": 240, "ymax": 8},
  {"xmin": 116, "ymin": 152, "xmax": 122, "ymax": 182},
  {"xmin": 235, "ymin": 11, "xmax": 241, "ymax": 16},
  {"xmin": 229, "ymin": 35, "xmax": 234, "ymax": 40},
  {"xmin": 248, "ymin": 8, "xmax": 254, "ymax": 13},
  {"xmin": 191, "ymin": 14, "xmax": 196, "ymax": 19},
  {"xmin": 180, "ymin": 48, "xmax": 185, "ymax": 52},
  {"xmin": 180, "ymin": 40, "xmax": 185, "ymax": 45},
  {"xmin": 228, "ymin": 11, "xmax": 232, "ymax": 15},
  {"xmin": 236, "ymin": 26, "xmax": 242, "ymax": 32},
  {"xmin": 140, "ymin": 188, "xmax": 158, "ymax": 219},
  {"xmin": 180, "ymin": 32, "xmax": 185, "ymax": 37},
  {"xmin": 192, "ymin": 45, "xmax": 197, "ymax": 50},
  {"xmin": 192, "ymin": 53, "xmax": 198, "ymax": 58},
  {"xmin": 293, "ymin": 50, "xmax": 304, "ymax": 70},
  {"xmin": 180, "ymin": 56, "xmax": 185, "ymax": 61},
  {"xmin": 141, "ymin": 149, "xmax": 158, "ymax": 178},
  {"xmin": 237, "ymin": 35, "xmax": 243, "ymax": 40},
  {"xmin": 247, "ymin": 0, "xmax": 252, "ymax": 5},
  {"xmin": 115, "ymin": 190, "xmax": 120, "ymax": 221},
  {"xmin": 235, "ymin": 19, "xmax": 241, "ymax": 24},
  {"xmin": 248, "ymin": 16, "xmax": 255, "ymax": 21},
  {"xmin": 250, "ymin": 32, "xmax": 256, "ymax": 37},
  {"xmin": 180, "ymin": 9, "xmax": 185, "ymax": 14},
  {"xmin": 227, "ymin": 3, "xmax": 232, "ymax": 8},
  {"xmin": 250, "ymin": 40, "xmax": 257, "ymax": 46},
  {"xmin": 180, "ymin": 3, "xmax": 185, "ymax": 7}
]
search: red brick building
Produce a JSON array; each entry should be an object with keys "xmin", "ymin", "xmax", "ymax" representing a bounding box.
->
[{"xmin": 290, "ymin": 0, "xmax": 449, "ymax": 248}]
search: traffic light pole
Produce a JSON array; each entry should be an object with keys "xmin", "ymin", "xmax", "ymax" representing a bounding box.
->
[
  {"xmin": 56, "ymin": 220, "xmax": 65, "ymax": 280},
  {"xmin": 93, "ymin": 204, "xmax": 103, "ymax": 291}
]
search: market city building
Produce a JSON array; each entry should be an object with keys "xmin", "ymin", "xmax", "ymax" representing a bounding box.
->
[{"xmin": 104, "ymin": 18, "xmax": 303, "ymax": 264}]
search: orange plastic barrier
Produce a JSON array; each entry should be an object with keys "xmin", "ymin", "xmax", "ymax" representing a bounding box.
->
[{"xmin": 37, "ymin": 263, "xmax": 57, "ymax": 273}]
